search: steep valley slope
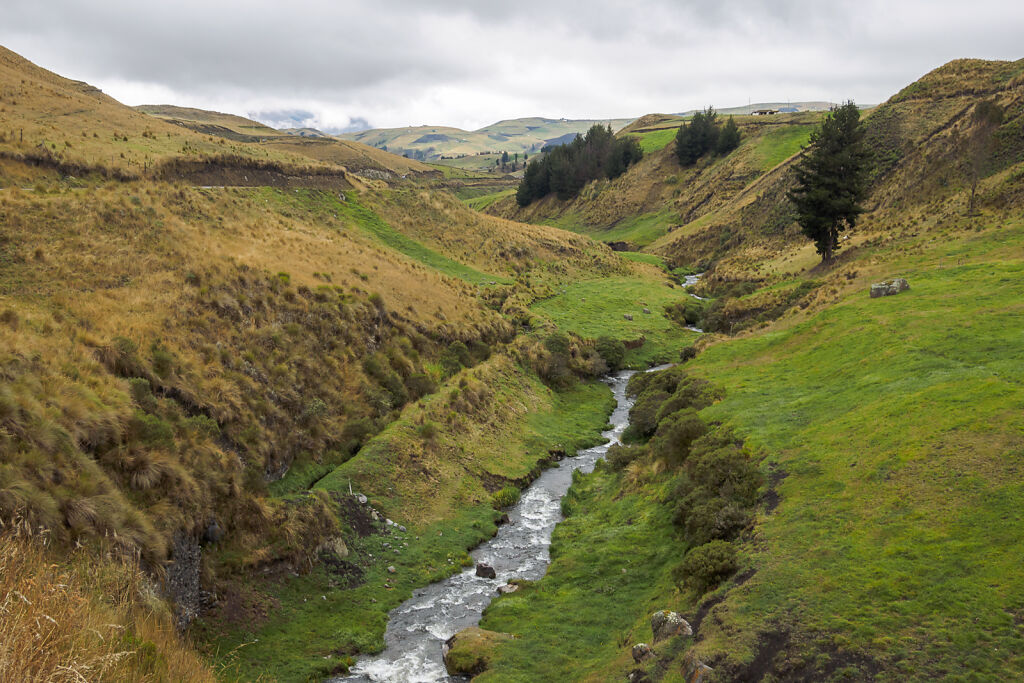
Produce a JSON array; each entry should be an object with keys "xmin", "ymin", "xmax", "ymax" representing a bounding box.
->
[
  {"xmin": 0, "ymin": 46, "xmax": 670, "ymax": 681},
  {"xmin": 2, "ymin": 42, "xmax": 1024, "ymax": 683}
]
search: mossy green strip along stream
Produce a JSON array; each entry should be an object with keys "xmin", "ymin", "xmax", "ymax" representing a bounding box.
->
[
  {"xmin": 199, "ymin": 364, "xmax": 615, "ymax": 682},
  {"xmin": 531, "ymin": 276, "xmax": 699, "ymax": 368},
  {"xmin": 477, "ymin": 463, "xmax": 684, "ymax": 682}
]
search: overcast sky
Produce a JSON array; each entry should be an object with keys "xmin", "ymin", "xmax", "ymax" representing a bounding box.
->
[{"xmin": 2, "ymin": 1, "xmax": 1022, "ymax": 133}]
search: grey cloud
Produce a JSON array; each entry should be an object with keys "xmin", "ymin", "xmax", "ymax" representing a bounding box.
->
[{"xmin": 1, "ymin": 0, "xmax": 1022, "ymax": 129}]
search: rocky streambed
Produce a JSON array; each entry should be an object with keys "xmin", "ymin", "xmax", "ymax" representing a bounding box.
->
[{"xmin": 340, "ymin": 369, "xmax": 647, "ymax": 682}]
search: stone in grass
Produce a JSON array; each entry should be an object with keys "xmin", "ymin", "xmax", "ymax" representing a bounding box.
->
[
  {"xmin": 316, "ymin": 536, "xmax": 349, "ymax": 560},
  {"xmin": 624, "ymin": 313, "xmax": 634, "ymax": 321},
  {"xmin": 443, "ymin": 626, "xmax": 515, "ymax": 676},
  {"xmin": 683, "ymin": 651, "xmax": 713, "ymax": 682},
  {"xmin": 651, "ymin": 610, "xmax": 692, "ymax": 643},
  {"xmin": 869, "ymin": 278, "xmax": 910, "ymax": 298},
  {"xmin": 475, "ymin": 563, "xmax": 497, "ymax": 579},
  {"xmin": 497, "ymin": 583, "xmax": 519, "ymax": 595},
  {"xmin": 631, "ymin": 643, "xmax": 654, "ymax": 663}
]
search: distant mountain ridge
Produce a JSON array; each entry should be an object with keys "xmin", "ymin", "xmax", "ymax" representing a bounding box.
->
[
  {"xmin": 675, "ymin": 100, "xmax": 838, "ymax": 116},
  {"xmin": 337, "ymin": 104, "xmax": 837, "ymax": 166},
  {"xmin": 338, "ymin": 116, "xmax": 635, "ymax": 162}
]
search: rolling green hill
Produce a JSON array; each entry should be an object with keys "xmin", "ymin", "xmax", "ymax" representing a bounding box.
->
[{"xmin": 339, "ymin": 116, "xmax": 634, "ymax": 170}]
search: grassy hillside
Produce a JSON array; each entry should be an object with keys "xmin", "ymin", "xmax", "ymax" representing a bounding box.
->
[
  {"xmin": 486, "ymin": 111, "xmax": 823, "ymax": 248},
  {"xmin": 0, "ymin": 45, "xmax": 662, "ymax": 682},
  {"xmin": 650, "ymin": 57, "xmax": 1024, "ymax": 278},
  {"xmin": 136, "ymin": 104, "xmax": 281, "ymax": 140},
  {"xmin": 137, "ymin": 104, "xmax": 441, "ymax": 178},
  {"xmin": 469, "ymin": 58, "xmax": 1024, "ymax": 682},
  {"xmin": 0, "ymin": 47, "xmax": 342, "ymax": 180}
]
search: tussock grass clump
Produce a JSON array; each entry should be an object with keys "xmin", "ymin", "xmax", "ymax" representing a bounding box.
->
[
  {"xmin": 0, "ymin": 524, "xmax": 215, "ymax": 682},
  {"xmin": 491, "ymin": 486, "xmax": 520, "ymax": 509}
]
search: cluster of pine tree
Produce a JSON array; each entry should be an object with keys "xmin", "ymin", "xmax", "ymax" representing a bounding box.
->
[
  {"xmin": 516, "ymin": 124, "xmax": 643, "ymax": 206},
  {"xmin": 675, "ymin": 107, "xmax": 741, "ymax": 166}
]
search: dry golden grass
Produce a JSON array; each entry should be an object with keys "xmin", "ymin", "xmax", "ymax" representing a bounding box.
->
[
  {"xmin": 262, "ymin": 137, "xmax": 438, "ymax": 176},
  {"xmin": 0, "ymin": 523, "xmax": 215, "ymax": 682},
  {"xmin": 0, "ymin": 46, "xmax": 338, "ymax": 179},
  {"xmin": 364, "ymin": 187, "xmax": 627, "ymax": 279},
  {"xmin": 0, "ymin": 178, "xmax": 520, "ymax": 571}
]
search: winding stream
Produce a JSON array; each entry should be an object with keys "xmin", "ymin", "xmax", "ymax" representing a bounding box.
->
[
  {"xmin": 683, "ymin": 273, "xmax": 706, "ymax": 332},
  {"xmin": 341, "ymin": 369, "xmax": 646, "ymax": 683}
]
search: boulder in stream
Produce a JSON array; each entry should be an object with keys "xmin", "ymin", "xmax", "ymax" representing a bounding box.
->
[
  {"xmin": 443, "ymin": 626, "xmax": 514, "ymax": 676},
  {"xmin": 475, "ymin": 563, "xmax": 497, "ymax": 579}
]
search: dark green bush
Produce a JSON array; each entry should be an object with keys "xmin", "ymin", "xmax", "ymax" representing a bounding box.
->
[
  {"xmin": 187, "ymin": 414, "xmax": 221, "ymax": 439},
  {"xmin": 671, "ymin": 432, "xmax": 763, "ymax": 543},
  {"xmin": 665, "ymin": 298, "xmax": 706, "ymax": 328},
  {"xmin": 467, "ymin": 339, "xmax": 492, "ymax": 363},
  {"xmin": 674, "ymin": 540, "xmax": 738, "ymax": 593},
  {"xmin": 654, "ymin": 377, "xmax": 717, "ymax": 424},
  {"xmin": 624, "ymin": 390, "xmax": 671, "ymax": 441},
  {"xmin": 128, "ymin": 378, "xmax": 158, "ymax": 413},
  {"xmin": 648, "ymin": 409, "xmax": 707, "ymax": 464},
  {"xmin": 341, "ymin": 417, "xmax": 376, "ymax": 454},
  {"xmin": 595, "ymin": 336, "xmax": 626, "ymax": 371},
  {"xmin": 537, "ymin": 333, "xmax": 573, "ymax": 388},
  {"xmin": 681, "ymin": 497, "xmax": 752, "ymax": 546},
  {"xmin": 543, "ymin": 332, "xmax": 571, "ymax": 356},
  {"xmin": 606, "ymin": 443, "xmax": 643, "ymax": 470},
  {"xmin": 626, "ymin": 365, "xmax": 685, "ymax": 398},
  {"xmin": 688, "ymin": 444, "xmax": 762, "ymax": 506},
  {"xmin": 128, "ymin": 412, "xmax": 175, "ymax": 449},
  {"xmin": 406, "ymin": 372, "xmax": 437, "ymax": 400},
  {"xmin": 441, "ymin": 341, "xmax": 472, "ymax": 377}
]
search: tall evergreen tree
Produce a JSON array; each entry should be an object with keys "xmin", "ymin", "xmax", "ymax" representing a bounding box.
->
[
  {"xmin": 716, "ymin": 116, "xmax": 741, "ymax": 155},
  {"xmin": 515, "ymin": 124, "xmax": 642, "ymax": 206},
  {"xmin": 965, "ymin": 99, "xmax": 1003, "ymax": 216},
  {"xmin": 787, "ymin": 101, "xmax": 870, "ymax": 264},
  {"xmin": 676, "ymin": 107, "xmax": 726, "ymax": 166}
]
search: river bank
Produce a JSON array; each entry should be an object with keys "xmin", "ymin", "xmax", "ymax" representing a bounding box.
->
[{"xmin": 342, "ymin": 369, "xmax": 640, "ymax": 681}]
